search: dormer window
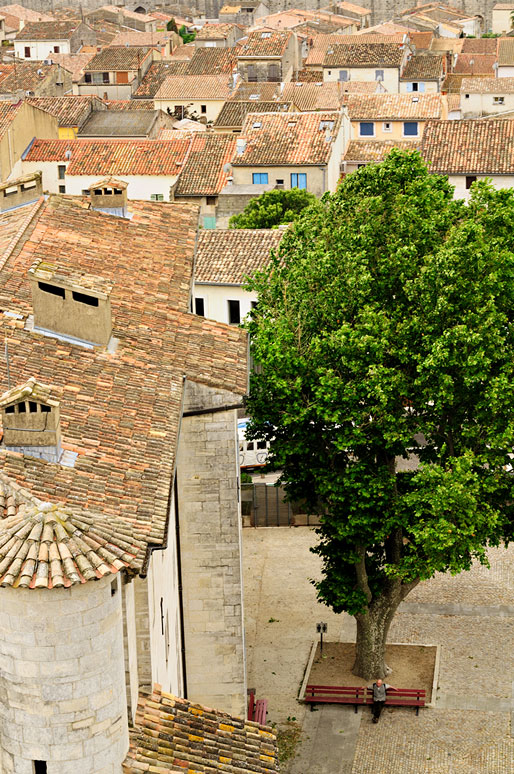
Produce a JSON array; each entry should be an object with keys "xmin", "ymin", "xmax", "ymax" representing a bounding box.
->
[{"xmin": 0, "ymin": 378, "xmax": 61, "ymax": 463}]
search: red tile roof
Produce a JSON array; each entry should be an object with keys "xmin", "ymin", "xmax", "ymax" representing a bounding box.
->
[
  {"xmin": 0, "ymin": 100, "xmax": 20, "ymax": 139},
  {"xmin": 324, "ymin": 41, "xmax": 405, "ymax": 67},
  {"xmin": 85, "ymin": 46, "xmax": 153, "ymax": 71},
  {"xmin": 154, "ymin": 73, "xmax": 233, "ymax": 100},
  {"xmin": 343, "ymin": 138, "xmax": 421, "ymax": 162},
  {"xmin": 232, "ymin": 110, "xmax": 342, "ymax": 166},
  {"xmin": 15, "ymin": 20, "xmax": 84, "ymax": 41},
  {"xmin": 196, "ymin": 228, "xmax": 284, "ymax": 284},
  {"xmin": 133, "ymin": 61, "xmax": 190, "ymax": 98},
  {"xmin": 237, "ymin": 29, "xmax": 292, "ymax": 57},
  {"xmin": 346, "ymin": 93, "xmax": 443, "ymax": 120},
  {"xmin": 214, "ymin": 100, "xmax": 290, "ymax": 129},
  {"xmin": 401, "ymin": 52, "xmax": 444, "ymax": 80},
  {"xmin": 281, "ymin": 81, "xmax": 344, "ymax": 110},
  {"xmin": 186, "ymin": 46, "xmax": 239, "ymax": 75},
  {"xmin": 23, "ymin": 138, "xmax": 194, "ymax": 176},
  {"xmin": 175, "ymin": 133, "xmax": 238, "ymax": 196},
  {"xmin": 196, "ymin": 22, "xmax": 240, "ymax": 39},
  {"xmin": 26, "ymin": 96, "xmax": 99, "ymax": 127},
  {"xmin": 421, "ymin": 118, "xmax": 514, "ymax": 174},
  {"xmin": 453, "ymin": 53, "xmax": 498, "ymax": 75}
]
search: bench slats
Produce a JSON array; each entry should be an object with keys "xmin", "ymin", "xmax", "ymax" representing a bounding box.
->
[{"xmin": 305, "ymin": 685, "xmax": 426, "ymax": 715}]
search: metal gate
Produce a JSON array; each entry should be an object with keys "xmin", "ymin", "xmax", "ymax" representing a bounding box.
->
[{"xmin": 241, "ymin": 483, "xmax": 320, "ymax": 527}]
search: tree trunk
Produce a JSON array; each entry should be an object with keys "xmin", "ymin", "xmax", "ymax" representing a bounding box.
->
[{"xmin": 351, "ymin": 590, "xmax": 401, "ymax": 680}]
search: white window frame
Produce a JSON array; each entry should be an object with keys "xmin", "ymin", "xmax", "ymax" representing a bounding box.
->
[{"xmin": 382, "ymin": 121, "xmax": 392, "ymax": 133}]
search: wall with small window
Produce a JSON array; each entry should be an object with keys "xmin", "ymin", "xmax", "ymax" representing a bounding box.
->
[
  {"xmin": 351, "ymin": 119, "xmax": 429, "ymax": 141},
  {"xmin": 448, "ymin": 173, "xmax": 514, "ymax": 200},
  {"xmin": 323, "ymin": 65, "xmax": 401, "ymax": 93},
  {"xmin": 153, "ymin": 97, "xmax": 227, "ymax": 123},
  {"xmin": 460, "ymin": 90, "xmax": 514, "ymax": 119},
  {"xmin": 14, "ymin": 38, "xmax": 72, "ymax": 60},
  {"xmin": 235, "ymin": 164, "xmax": 328, "ymax": 196},
  {"xmin": 400, "ymin": 80, "xmax": 439, "ymax": 94},
  {"xmin": 193, "ymin": 282, "xmax": 258, "ymax": 326}
]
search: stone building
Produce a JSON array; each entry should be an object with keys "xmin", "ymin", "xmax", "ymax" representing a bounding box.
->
[{"xmin": 0, "ymin": 175, "xmax": 249, "ymax": 773}]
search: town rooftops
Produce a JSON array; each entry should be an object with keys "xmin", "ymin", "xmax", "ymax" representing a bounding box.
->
[
  {"xmin": 0, "ymin": 101, "xmax": 21, "ymax": 139},
  {"xmin": 133, "ymin": 61, "xmax": 190, "ymax": 98},
  {"xmin": 442, "ymin": 73, "xmax": 494, "ymax": 93},
  {"xmin": 0, "ymin": 192, "xmax": 248, "ymax": 573},
  {"xmin": 229, "ymin": 81, "xmax": 281, "ymax": 100},
  {"xmin": 237, "ymin": 29, "xmax": 292, "ymax": 58},
  {"xmin": 0, "ymin": 4, "xmax": 53, "ymax": 27},
  {"xmin": 85, "ymin": 46, "xmax": 153, "ymax": 72},
  {"xmin": 195, "ymin": 22, "xmax": 241, "ymax": 39},
  {"xmin": 186, "ymin": 46, "xmax": 238, "ymax": 76},
  {"xmin": 232, "ymin": 110, "xmax": 342, "ymax": 166},
  {"xmin": 401, "ymin": 52, "xmax": 444, "ymax": 80},
  {"xmin": 78, "ymin": 110, "xmax": 160, "ymax": 138},
  {"xmin": 23, "ymin": 138, "xmax": 193, "ymax": 176},
  {"xmin": 26, "ymin": 96, "xmax": 99, "ymax": 127},
  {"xmin": 214, "ymin": 100, "xmax": 290, "ymax": 129},
  {"xmin": 95, "ymin": 4, "xmax": 156, "ymax": 23},
  {"xmin": 421, "ymin": 118, "xmax": 514, "ymax": 174},
  {"xmin": 154, "ymin": 73, "xmax": 233, "ymax": 100},
  {"xmin": 175, "ymin": 133, "xmax": 237, "ymax": 196},
  {"xmin": 324, "ymin": 41, "xmax": 405, "ymax": 67},
  {"xmin": 460, "ymin": 37, "xmax": 498, "ymax": 54},
  {"xmin": 123, "ymin": 686, "xmax": 278, "ymax": 774},
  {"xmin": 453, "ymin": 53, "xmax": 498, "ymax": 74},
  {"xmin": 498, "ymin": 37, "xmax": 514, "ymax": 66},
  {"xmin": 44, "ymin": 52, "xmax": 96, "ymax": 82},
  {"xmin": 460, "ymin": 76, "xmax": 514, "ymax": 93},
  {"xmin": 343, "ymin": 138, "xmax": 421, "ymax": 162},
  {"xmin": 0, "ymin": 61, "xmax": 62, "ymax": 95},
  {"xmin": 196, "ymin": 228, "xmax": 284, "ymax": 285},
  {"xmin": 331, "ymin": 1, "xmax": 372, "ymax": 15},
  {"xmin": 15, "ymin": 20, "xmax": 85, "ymax": 41},
  {"xmin": 346, "ymin": 93, "xmax": 444, "ymax": 120},
  {"xmin": 281, "ymin": 81, "xmax": 344, "ymax": 110}
]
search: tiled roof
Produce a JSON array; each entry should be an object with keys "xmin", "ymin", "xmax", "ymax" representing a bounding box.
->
[
  {"xmin": 442, "ymin": 73, "xmax": 493, "ymax": 93},
  {"xmin": 175, "ymin": 133, "xmax": 237, "ymax": 196},
  {"xmin": 421, "ymin": 119, "xmax": 514, "ymax": 174},
  {"xmin": 26, "ymin": 96, "xmax": 98, "ymax": 127},
  {"xmin": 45, "ymin": 52, "xmax": 96, "ymax": 81},
  {"xmin": 232, "ymin": 111, "xmax": 342, "ymax": 166},
  {"xmin": 229, "ymin": 81, "xmax": 281, "ymax": 100},
  {"xmin": 196, "ymin": 22, "xmax": 239, "ymax": 39},
  {"xmin": 0, "ymin": 100, "xmax": 20, "ymax": 139},
  {"xmin": 346, "ymin": 93, "xmax": 443, "ymax": 119},
  {"xmin": 154, "ymin": 74, "xmax": 233, "ymax": 100},
  {"xmin": 214, "ymin": 100, "xmax": 290, "ymax": 128},
  {"xmin": 237, "ymin": 29, "xmax": 291, "ymax": 58},
  {"xmin": 84, "ymin": 18, "xmax": 120, "ymax": 46},
  {"xmin": 109, "ymin": 30, "xmax": 172, "ymax": 47},
  {"xmin": 0, "ymin": 472, "xmax": 146, "ymax": 589},
  {"xmin": 0, "ymin": 4, "xmax": 53, "ymax": 24},
  {"xmin": 453, "ymin": 53, "xmax": 498, "ymax": 74},
  {"xmin": 0, "ymin": 194, "xmax": 247, "ymax": 556},
  {"xmin": 460, "ymin": 76, "xmax": 514, "ymax": 93},
  {"xmin": 123, "ymin": 686, "xmax": 279, "ymax": 774},
  {"xmin": 304, "ymin": 33, "xmax": 354, "ymax": 66},
  {"xmin": 196, "ymin": 228, "xmax": 284, "ymax": 284},
  {"xmin": 169, "ymin": 43, "xmax": 196, "ymax": 61},
  {"xmin": 133, "ymin": 61, "xmax": 190, "ymax": 98},
  {"xmin": 498, "ymin": 37, "xmax": 514, "ymax": 66},
  {"xmin": 343, "ymin": 138, "xmax": 421, "ymax": 162},
  {"xmin": 334, "ymin": 1, "xmax": 371, "ymax": 14},
  {"xmin": 281, "ymin": 81, "xmax": 344, "ymax": 110},
  {"xmin": 446, "ymin": 93, "xmax": 460, "ymax": 112},
  {"xmin": 341, "ymin": 80, "xmax": 377, "ymax": 93},
  {"xmin": 85, "ymin": 46, "xmax": 153, "ymax": 71},
  {"xmin": 103, "ymin": 99, "xmax": 155, "ymax": 110},
  {"xmin": 493, "ymin": 2, "xmax": 514, "ymax": 7},
  {"xmin": 24, "ymin": 138, "xmax": 193, "ymax": 176},
  {"xmin": 186, "ymin": 46, "xmax": 238, "ymax": 75},
  {"xmin": 97, "ymin": 5, "xmax": 156, "ymax": 23},
  {"xmin": 324, "ymin": 41, "xmax": 405, "ymax": 67},
  {"xmin": 0, "ymin": 61, "xmax": 59, "ymax": 94},
  {"xmin": 401, "ymin": 52, "xmax": 444, "ymax": 80},
  {"xmin": 15, "ymin": 20, "xmax": 82, "ymax": 41},
  {"xmin": 461, "ymin": 38, "xmax": 498, "ymax": 54},
  {"xmin": 0, "ymin": 198, "xmax": 43, "ymax": 267}
]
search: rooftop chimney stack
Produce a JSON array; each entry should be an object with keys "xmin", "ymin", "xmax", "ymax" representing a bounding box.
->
[
  {"xmin": 0, "ymin": 378, "xmax": 61, "ymax": 463},
  {"xmin": 0, "ymin": 172, "xmax": 43, "ymax": 213}
]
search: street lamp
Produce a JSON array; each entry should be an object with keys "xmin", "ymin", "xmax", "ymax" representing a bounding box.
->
[{"xmin": 316, "ymin": 622, "xmax": 327, "ymax": 653}]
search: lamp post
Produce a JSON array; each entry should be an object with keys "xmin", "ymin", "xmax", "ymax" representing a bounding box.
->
[{"xmin": 316, "ymin": 622, "xmax": 327, "ymax": 653}]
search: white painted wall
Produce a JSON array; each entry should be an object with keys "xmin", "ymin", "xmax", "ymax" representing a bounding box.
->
[
  {"xmin": 461, "ymin": 90, "xmax": 514, "ymax": 117},
  {"xmin": 498, "ymin": 66, "xmax": 514, "ymax": 77},
  {"xmin": 14, "ymin": 39, "xmax": 71, "ymax": 60},
  {"xmin": 323, "ymin": 66, "xmax": 399, "ymax": 93},
  {"xmin": 448, "ymin": 173, "xmax": 514, "ymax": 199},
  {"xmin": 154, "ymin": 97, "xmax": 226, "ymax": 123},
  {"xmin": 492, "ymin": 8, "xmax": 514, "ymax": 34},
  {"xmin": 399, "ymin": 80, "xmax": 439, "ymax": 94},
  {"xmin": 193, "ymin": 282, "xmax": 257, "ymax": 325}
]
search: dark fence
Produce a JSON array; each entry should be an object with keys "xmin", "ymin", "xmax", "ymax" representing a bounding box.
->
[{"xmin": 241, "ymin": 483, "xmax": 320, "ymax": 527}]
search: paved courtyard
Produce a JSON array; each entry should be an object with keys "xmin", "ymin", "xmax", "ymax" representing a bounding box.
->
[{"xmin": 242, "ymin": 527, "xmax": 514, "ymax": 773}]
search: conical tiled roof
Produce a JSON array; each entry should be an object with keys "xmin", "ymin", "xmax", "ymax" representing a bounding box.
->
[{"xmin": 0, "ymin": 473, "xmax": 146, "ymax": 589}]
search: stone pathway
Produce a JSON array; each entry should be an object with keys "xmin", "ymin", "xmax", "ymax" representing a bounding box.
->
[{"xmin": 242, "ymin": 528, "xmax": 514, "ymax": 773}]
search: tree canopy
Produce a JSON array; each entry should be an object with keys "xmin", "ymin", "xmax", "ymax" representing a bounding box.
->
[
  {"xmin": 245, "ymin": 150, "xmax": 514, "ymax": 678},
  {"xmin": 229, "ymin": 188, "xmax": 318, "ymax": 229}
]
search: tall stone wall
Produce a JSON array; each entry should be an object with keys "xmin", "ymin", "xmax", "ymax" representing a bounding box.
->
[
  {"xmin": 176, "ymin": 380, "xmax": 247, "ymax": 719},
  {"xmin": 0, "ymin": 574, "xmax": 128, "ymax": 774}
]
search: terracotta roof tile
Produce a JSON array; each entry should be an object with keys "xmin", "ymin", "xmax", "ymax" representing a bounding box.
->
[
  {"xmin": 133, "ymin": 61, "xmax": 190, "ymax": 98},
  {"xmin": 281, "ymin": 81, "xmax": 344, "ymax": 110},
  {"xmin": 232, "ymin": 110, "xmax": 341, "ymax": 166},
  {"xmin": 196, "ymin": 22, "xmax": 240, "ymax": 40},
  {"xmin": 44, "ymin": 52, "xmax": 96, "ymax": 81},
  {"xmin": 169, "ymin": 43, "xmax": 196, "ymax": 61},
  {"xmin": 401, "ymin": 52, "xmax": 444, "ymax": 80},
  {"xmin": 421, "ymin": 118, "xmax": 514, "ymax": 174},
  {"xmin": 343, "ymin": 138, "xmax": 421, "ymax": 162},
  {"xmin": 237, "ymin": 29, "xmax": 292, "ymax": 57},
  {"xmin": 26, "ymin": 96, "xmax": 98, "ymax": 127},
  {"xmin": 102, "ymin": 99, "xmax": 155, "ymax": 110},
  {"xmin": 460, "ymin": 76, "xmax": 514, "ymax": 93},
  {"xmin": 229, "ymin": 81, "xmax": 281, "ymax": 100},
  {"xmin": 186, "ymin": 46, "xmax": 238, "ymax": 75},
  {"xmin": 175, "ymin": 133, "xmax": 237, "ymax": 196},
  {"xmin": 324, "ymin": 41, "xmax": 405, "ymax": 67},
  {"xmin": 23, "ymin": 138, "xmax": 193, "ymax": 176},
  {"xmin": 498, "ymin": 37, "xmax": 514, "ymax": 66},
  {"xmin": 442, "ymin": 73, "xmax": 493, "ymax": 93},
  {"xmin": 154, "ymin": 73, "xmax": 233, "ymax": 100},
  {"xmin": 214, "ymin": 100, "xmax": 290, "ymax": 129},
  {"xmin": 85, "ymin": 46, "xmax": 153, "ymax": 71},
  {"xmin": 346, "ymin": 93, "xmax": 443, "ymax": 119},
  {"xmin": 123, "ymin": 686, "xmax": 279, "ymax": 773},
  {"xmin": 0, "ymin": 101, "xmax": 21, "ymax": 139},
  {"xmin": 0, "ymin": 62, "xmax": 60, "ymax": 95},
  {"xmin": 0, "ymin": 4, "xmax": 53, "ymax": 24},
  {"xmin": 453, "ymin": 53, "xmax": 498, "ymax": 74},
  {"xmin": 15, "ymin": 20, "xmax": 84, "ymax": 41},
  {"xmin": 109, "ymin": 30, "xmax": 172, "ymax": 47},
  {"xmin": 461, "ymin": 38, "xmax": 498, "ymax": 54},
  {"xmin": 196, "ymin": 228, "xmax": 284, "ymax": 284}
]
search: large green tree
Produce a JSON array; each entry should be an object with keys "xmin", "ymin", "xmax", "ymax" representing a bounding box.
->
[
  {"xmin": 229, "ymin": 188, "xmax": 318, "ymax": 229},
  {"xmin": 245, "ymin": 151, "xmax": 514, "ymax": 679}
]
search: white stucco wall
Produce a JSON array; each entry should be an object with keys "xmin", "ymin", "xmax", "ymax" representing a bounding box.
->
[
  {"xmin": 153, "ymin": 98, "xmax": 226, "ymax": 123},
  {"xmin": 193, "ymin": 283, "xmax": 257, "ymax": 325},
  {"xmin": 0, "ymin": 575, "xmax": 128, "ymax": 774},
  {"xmin": 323, "ymin": 66, "xmax": 399, "ymax": 93},
  {"xmin": 399, "ymin": 80, "xmax": 439, "ymax": 94},
  {"xmin": 498, "ymin": 66, "xmax": 514, "ymax": 77},
  {"xmin": 14, "ymin": 40, "xmax": 71, "ymax": 60},
  {"xmin": 492, "ymin": 8, "xmax": 513, "ymax": 33},
  {"xmin": 461, "ymin": 90, "xmax": 514, "ymax": 117},
  {"xmin": 448, "ymin": 173, "xmax": 514, "ymax": 199}
]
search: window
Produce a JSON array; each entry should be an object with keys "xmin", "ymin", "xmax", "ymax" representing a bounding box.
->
[
  {"xmin": 102, "ymin": 72, "xmax": 109, "ymax": 83},
  {"xmin": 58, "ymin": 165, "xmax": 66, "ymax": 180},
  {"xmin": 403, "ymin": 121, "xmax": 419, "ymax": 137},
  {"xmin": 24, "ymin": 47, "xmax": 30, "ymax": 58},
  {"xmin": 72, "ymin": 291, "xmax": 99, "ymax": 307},
  {"xmin": 38, "ymin": 282, "xmax": 65, "ymax": 298},
  {"xmin": 228, "ymin": 300, "xmax": 241, "ymax": 324},
  {"xmin": 276, "ymin": 178, "xmax": 284, "ymax": 187},
  {"xmin": 5, "ymin": 405, "xmax": 14, "ymax": 414},
  {"xmin": 465, "ymin": 93, "xmax": 469, "ymax": 99},
  {"xmin": 466, "ymin": 175, "xmax": 477, "ymax": 190},
  {"xmin": 319, "ymin": 120, "xmax": 334, "ymax": 130},
  {"xmin": 206, "ymin": 195, "xmax": 217, "ymax": 205},
  {"xmin": 58, "ymin": 185, "xmax": 66, "ymax": 194},
  {"xmin": 194, "ymin": 297, "xmax": 205, "ymax": 316},
  {"xmin": 18, "ymin": 402, "xmax": 26, "ymax": 413},
  {"xmin": 268, "ymin": 63, "xmax": 280, "ymax": 81},
  {"xmin": 200, "ymin": 104, "xmax": 207, "ymax": 113},
  {"xmin": 28, "ymin": 402, "xmax": 38, "ymax": 413},
  {"xmin": 150, "ymin": 193, "xmax": 164, "ymax": 201},
  {"xmin": 33, "ymin": 763, "xmax": 47, "ymax": 774},
  {"xmin": 261, "ymin": 31, "xmax": 271, "ymax": 38},
  {"xmin": 252, "ymin": 121, "xmax": 262, "ymax": 129},
  {"xmin": 53, "ymin": 46, "xmax": 60, "ymax": 53},
  {"xmin": 383, "ymin": 122, "xmax": 392, "ymax": 132},
  {"xmin": 84, "ymin": 72, "xmax": 92, "ymax": 83},
  {"xmin": 493, "ymin": 96, "xmax": 505, "ymax": 104},
  {"xmin": 203, "ymin": 215, "xmax": 216, "ymax": 229},
  {"xmin": 291, "ymin": 173, "xmax": 307, "ymax": 190},
  {"xmin": 247, "ymin": 64, "xmax": 257, "ymax": 82},
  {"xmin": 357, "ymin": 163, "xmax": 366, "ymax": 168},
  {"xmin": 406, "ymin": 81, "xmax": 424, "ymax": 92},
  {"xmin": 338, "ymin": 70, "xmax": 349, "ymax": 82},
  {"xmin": 252, "ymin": 172, "xmax": 268, "ymax": 184},
  {"xmin": 359, "ymin": 122, "xmax": 374, "ymax": 137},
  {"xmin": 375, "ymin": 69, "xmax": 384, "ymax": 81}
]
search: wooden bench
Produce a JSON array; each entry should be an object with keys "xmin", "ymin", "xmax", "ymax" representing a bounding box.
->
[
  {"xmin": 304, "ymin": 685, "xmax": 367, "ymax": 713},
  {"xmin": 367, "ymin": 687, "xmax": 426, "ymax": 715},
  {"xmin": 247, "ymin": 691, "xmax": 268, "ymax": 724}
]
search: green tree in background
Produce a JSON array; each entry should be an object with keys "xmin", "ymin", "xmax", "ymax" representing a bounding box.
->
[
  {"xmin": 178, "ymin": 24, "xmax": 196, "ymax": 43},
  {"xmin": 245, "ymin": 150, "xmax": 514, "ymax": 679},
  {"xmin": 229, "ymin": 188, "xmax": 318, "ymax": 229},
  {"xmin": 167, "ymin": 17, "xmax": 179, "ymax": 33}
]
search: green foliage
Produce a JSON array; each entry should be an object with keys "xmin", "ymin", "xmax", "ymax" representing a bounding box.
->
[
  {"xmin": 481, "ymin": 32, "xmax": 500, "ymax": 37},
  {"xmin": 178, "ymin": 24, "xmax": 196, "ymax": 43},
  {"xmin": 240, "ymin": 471, "xmax": 253, "ymax": 484},
  {"xmin": 229, "ymin": 188, "xmax": 319, "ymax": 229},
  {"xmin": 167, "ymin": 17, "xmax": 179, "ymax": 32},
  {"xmin": 245, "ymin": 150, "xmax": 514, "ymax": 622}
]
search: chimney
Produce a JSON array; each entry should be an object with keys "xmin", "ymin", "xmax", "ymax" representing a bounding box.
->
[
  {"xmin": 87, "ymin": 177, "xmax": 128, "ymax": 216},
  {"xmin": 28, "ymin": 259, "xmax": 113, "ymax": 347},
  {"xmin": 0, "ymin": 172, "xmax": 42, "ymax": 213},
  {"xmin": 0, "ymin": 378, "xmax": 62, "ymax": 463}
]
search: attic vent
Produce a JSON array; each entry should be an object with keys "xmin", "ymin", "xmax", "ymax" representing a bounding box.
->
[
  {"xmin": 252, "ymin": 121, "xmax": 262, "ymax": 128},
  {"xmin": 0, "ymin": 378, "xmax": 62, "ymax": 463},
  {"xmin": 261, "ymin": 31, "xmax": 271, "ymax": 38},
  {"xmin": 319, "ymin": 120, "xmax": 334, "ymax": 130},
  {"xmin": 87, "ymin": 177, "xmax": 128, "ymax": 217}
]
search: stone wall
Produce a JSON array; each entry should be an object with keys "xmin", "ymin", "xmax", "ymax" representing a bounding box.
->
[
  {"xmin": 0, "ymin": 574, "xmax": 128, "ymax": 774},
  {"xmin": 176, "ymin": 380, "xmax": 247, "ymax": 718}
]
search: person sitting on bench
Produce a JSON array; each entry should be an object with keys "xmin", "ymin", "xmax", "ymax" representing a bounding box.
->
[{"xmin": 369, "ymin": 678, "xmax": 397, "ymax": 723}]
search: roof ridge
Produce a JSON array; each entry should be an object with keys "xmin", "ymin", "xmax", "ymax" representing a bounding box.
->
[{"xmin": 0, "ymin": 196, "xmax": 45, "ymax": 272}]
